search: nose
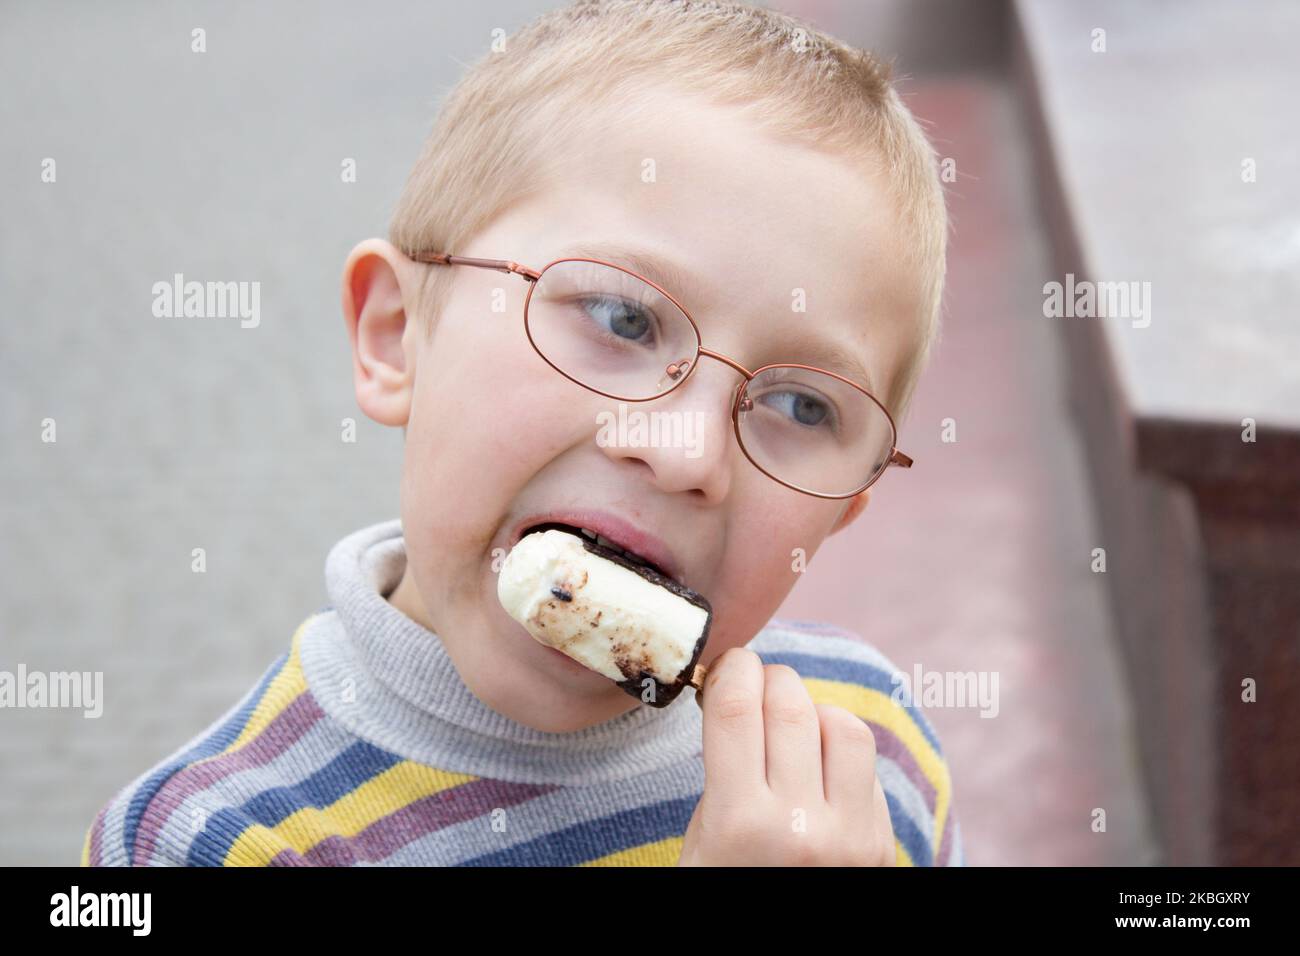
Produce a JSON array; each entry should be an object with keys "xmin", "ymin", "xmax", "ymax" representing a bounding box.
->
[
  {"xmin": 596, "ymin": 358, "xmax": 739, "ymax": 502},
  {"xmin": 659, "ymin": 351, "xmax": 753, "ymax": 413}
]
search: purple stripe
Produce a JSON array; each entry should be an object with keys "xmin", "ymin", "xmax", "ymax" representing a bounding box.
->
[
  {"xmin": 938, "ymin": 806, "xmax": 954, "ymax": 865},
  {"xmin": 867, "ymin": 720, "xmax": 938, "ymax": 811},
  {"xmin": 300, "ymin": 778, "xmax": 560, "ymax": 865},
  {"xmin": 268, "ymin": 848, "xmax": 312, "ymax": 866},
  {"xmin": 132, "ymin": 690, "xmax": 324, "ymax": 865}
]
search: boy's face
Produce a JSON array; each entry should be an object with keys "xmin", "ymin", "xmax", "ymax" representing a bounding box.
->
[{"xmin": 345, "ymin": 90, "xmax": 924, "ymax": 732}]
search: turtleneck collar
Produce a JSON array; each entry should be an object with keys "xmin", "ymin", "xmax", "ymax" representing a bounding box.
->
[{"xmin": 296, "ymin": 518, "xmax": 704, "ymax": 785}]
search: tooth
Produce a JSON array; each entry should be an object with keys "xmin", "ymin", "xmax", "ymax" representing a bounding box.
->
[
  {"xmin": 596, "ymin": 534, "xmax": 617, "ymax": 550},
  {"xmin": 580, "ymin": 527, "xmax": 597, "ymax": 539}
]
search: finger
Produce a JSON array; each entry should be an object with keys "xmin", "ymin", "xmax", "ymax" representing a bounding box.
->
[
  {"xmin": 817, "ymin": 704, "xmax": 877, "ymax": 809},
  {"xmin": 762, "ymin": 664, "xmax": 823, "ymax": 800},
  {"xmin": 700, "ymin": 647, "xmax": 767, "ymax": 805}
]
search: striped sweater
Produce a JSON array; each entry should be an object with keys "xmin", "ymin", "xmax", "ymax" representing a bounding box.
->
[{"xmin": 82, "ymin": 519, "xmax": 964, "ymax": 867}]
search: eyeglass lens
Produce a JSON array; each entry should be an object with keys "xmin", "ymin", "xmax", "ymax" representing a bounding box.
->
[{"xmin": 524, "ymin": 258, "xmax": 894, "ymax": 496}]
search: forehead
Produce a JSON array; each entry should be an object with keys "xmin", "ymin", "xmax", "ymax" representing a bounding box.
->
[{"xmin": 502, "ymin": 90, "xmax": 924, "ymax": 400}]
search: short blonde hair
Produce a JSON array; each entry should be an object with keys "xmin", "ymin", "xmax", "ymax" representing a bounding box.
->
[{"xmin": 390, "ymin": 0, "xmax": 947, "ymax": 422}]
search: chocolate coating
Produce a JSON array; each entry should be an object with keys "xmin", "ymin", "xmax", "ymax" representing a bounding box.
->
[{"xmin": 578, "ymin": 535, "xmax": 713, "ymax": 708}]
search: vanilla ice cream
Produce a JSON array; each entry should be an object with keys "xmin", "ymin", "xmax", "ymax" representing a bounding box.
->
[{"xmin": 497, "ymin": 528, "xmax": 712, "ymax": 706}]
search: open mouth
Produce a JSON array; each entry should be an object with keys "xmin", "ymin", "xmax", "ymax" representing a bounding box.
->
[{"xmin": 520, "ymin": 521, "xmax": 674, "ymax": 582}]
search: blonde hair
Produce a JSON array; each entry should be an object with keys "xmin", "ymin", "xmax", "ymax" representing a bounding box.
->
[{"xmin": 390, "ymin": 0, "xmax": 947, "ymax": 422}]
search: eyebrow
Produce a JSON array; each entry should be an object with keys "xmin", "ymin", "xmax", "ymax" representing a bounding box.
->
[
  {"xmin": 553, "ymin": 241, "xmax": 702, "ymax": 304},
  {"xmin": 551, "ymin": 240, "xmax": 879, "ymax": 396},
  {"xmin": 773, "ymin": 335, "xmax": 879, "ymax": 397}
]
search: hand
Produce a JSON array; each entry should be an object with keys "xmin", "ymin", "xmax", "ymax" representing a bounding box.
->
[{"xmin": 678, "ymin": 647, "xmax": 895, "ymax": 866}]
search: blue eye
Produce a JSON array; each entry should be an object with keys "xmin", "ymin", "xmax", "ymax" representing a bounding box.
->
[
  {"xmin": 579, "ymin": 294, "xmax": 656, "ymax": 344},
  {"xmin": 760, "ymin": 390, "xmax": 833, "ymax": 428}
]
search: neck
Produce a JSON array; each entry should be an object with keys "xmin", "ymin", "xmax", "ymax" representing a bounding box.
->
[
  {"xmin": 386, "ymin": 564, "xmax": 433, "ymax": 631},
  {"xmin": 295, "ymin": 519, "xmax": 704, "ymax": 785}
]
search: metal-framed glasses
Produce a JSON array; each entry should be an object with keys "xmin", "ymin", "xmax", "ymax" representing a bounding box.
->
[{"xmin": 407, "ymin": 251, "xmax": 913, "ymax": 499}]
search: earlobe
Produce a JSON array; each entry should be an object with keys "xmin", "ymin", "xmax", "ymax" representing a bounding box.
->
[
  {"xmin": 829, "ymin": 488, "xmax": 871, "ymax": 536},
  {"xmin": 342, "ymin": 239, "xmax": 416, "ymax": 428}
]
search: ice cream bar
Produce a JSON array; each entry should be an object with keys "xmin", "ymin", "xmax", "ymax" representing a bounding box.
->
[{"xmin": 497, "ymin": 527, "xmax": 712, "ymax": 707}]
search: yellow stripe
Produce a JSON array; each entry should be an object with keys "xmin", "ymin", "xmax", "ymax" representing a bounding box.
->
[
  {"xmin": 581, "ymin": 836, "xmax": 683, "ymax": 866},
  {"xmin": 223, "ymin": 615, "xmax": 317, "ymax": 753},
  {"xmin": 79, "ymin": 825, "xmax": 91, "ymax": 867},
  {"xmin": 895, "ymin": 837, "xmax": 914, "ymax": 867},
  {"xmin": 223, "ymin": 762, "xmax": 478, "ymax": 865},
  {"xmin": 801, "ymin": 677, "xmax": 951, "ymax": 864}
]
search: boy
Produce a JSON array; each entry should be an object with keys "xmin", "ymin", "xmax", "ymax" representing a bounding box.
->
[{"xmin": 83, "ymin": 0, "xmax": 960, "ymax": 866}]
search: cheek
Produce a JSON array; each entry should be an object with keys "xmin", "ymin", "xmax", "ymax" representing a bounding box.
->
[
  {"xmin": 738, "ymin": 499, "xmax": 841, "ymax": 588},
  {"xmin": 407, "ymin": 321, "xmax": 526, "ymax": 473},
  {"xmin": 700, "ymin": 498, "xmax": 837, "ymax": 651},
  {"xmin": 400, "ymin": 323, "xmax": 589, "ymax": 535},
  {"xmin": 733, "ymin": 494, "xmax": 836, "ymax": 568}
]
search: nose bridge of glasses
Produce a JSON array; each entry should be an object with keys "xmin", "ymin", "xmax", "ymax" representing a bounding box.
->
[
  {"xmin": 694, "ymin": 346, "xmax": 753, "ymax": 380},
  {"xmin": 658, "ymin": 348, "xmax": 752, "ymax": 419},
  {"xmin": 666, "ymin": 347, "xmax": 743, "ymax": 389},
  {"xmin": 694, "ymin": 348, "xmax": 754, "ymax": 413}
]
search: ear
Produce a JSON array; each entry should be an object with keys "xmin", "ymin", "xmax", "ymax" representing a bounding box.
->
[
  {"xmin": 828, "ymin": 488, "xmax": 871, "ymax": 536},
  {"xmin": 341, "ymin": 239, "xmax": 420, "ymax": 427}
]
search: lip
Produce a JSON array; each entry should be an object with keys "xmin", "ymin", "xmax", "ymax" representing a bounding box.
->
[{"xmin": 508, "ymin": 508, "xmax": 686, "ymax": 586}]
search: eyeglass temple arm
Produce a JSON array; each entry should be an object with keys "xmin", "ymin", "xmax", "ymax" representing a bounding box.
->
[
  {"xmin": 890, "ymin": 450, "xmax": 913, "ymax": 469},
  {"xmin": 408, "ymin": 251, "xmax": 541, "ymax": 282}
]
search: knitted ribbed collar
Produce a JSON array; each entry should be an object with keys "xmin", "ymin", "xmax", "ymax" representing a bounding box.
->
[{"xmin": 300, "ymin": 518, "xmax": 704, "ymax": 785}]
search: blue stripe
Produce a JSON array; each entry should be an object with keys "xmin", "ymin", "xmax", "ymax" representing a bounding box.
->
[
  {"xmin": 187, "ymin": 740, "xmax": 404, "ymax": 865},
  {"xmin": 754, "ymin": 650, "xmax": 943, "ymax": 755},
  {"xmin": 458, "ymin": 790, "xmax": 934, "ymax": 867},
  {"xmin": 885, "ymin": 789, "xmax": 933, "ymax": 866},
  {"xmin": 122, "ymin": 651, "xmax": 290, "ymax": 864},
  {"xmin": 458, "ymin": 795, "xmax": 699, "ymax": 866}
]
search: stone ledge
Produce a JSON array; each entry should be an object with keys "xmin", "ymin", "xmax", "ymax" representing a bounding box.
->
[{"xmin": 1014, "ymin": 0, "xmax": 1300, "ymax": 864}]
